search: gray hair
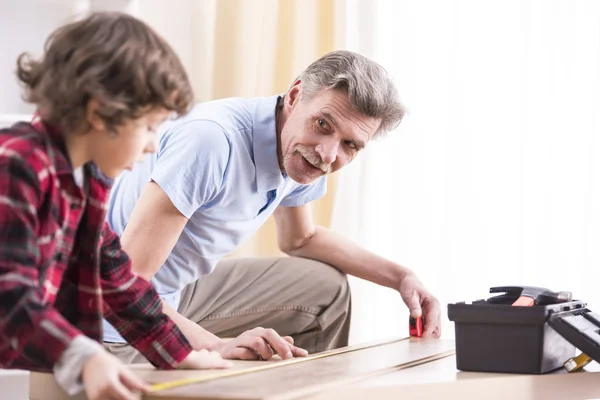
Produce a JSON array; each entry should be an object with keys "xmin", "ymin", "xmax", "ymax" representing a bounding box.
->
[{"xmin": 293, "ymin": 50, "xmax": 405, "ymax": 138}]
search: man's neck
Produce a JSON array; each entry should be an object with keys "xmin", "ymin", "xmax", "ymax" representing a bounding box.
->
[{"xmin": 275, "ymin": 95, "xmax": 286, "ymax": 172}]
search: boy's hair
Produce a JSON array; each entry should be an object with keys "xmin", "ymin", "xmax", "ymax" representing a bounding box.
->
[{"xmin": 16, "ymin": 11, "xmax": 193, "ymax": 133}]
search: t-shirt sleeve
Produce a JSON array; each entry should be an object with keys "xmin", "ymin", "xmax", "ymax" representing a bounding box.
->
[
  {"xmin": 279, "ymin": 176, "xmax": 328, "ymax": 207},
  {"xmin": 150, "ymin": 120, "xmax": 230, "ymax": 219}
]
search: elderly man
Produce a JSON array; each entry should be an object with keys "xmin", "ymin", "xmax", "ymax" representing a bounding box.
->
[{"xmin": 103, "ymin": 50, "xmax": 441, "ymax": 363}]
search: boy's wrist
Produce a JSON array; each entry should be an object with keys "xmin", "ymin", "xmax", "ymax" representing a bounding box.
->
[
  {"xmin": 184, "ymin": 323, "xmax": 224, "ymax": 351},
  {"xmin": 53, "ymin": 335, "xmax": 104, "ymax": 396},
  {"xmin": 161, "ymin": 298, "xmax": 223, "ymax": 350}
]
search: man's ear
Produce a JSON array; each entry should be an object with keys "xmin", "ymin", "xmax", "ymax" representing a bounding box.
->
[
  {"xmin": 85, "ymin": 99, "xmax": 106, "ymax": 132},
  {"xmin": 286, "ymin": 80, "xmax": 303, "ymax": 109}
]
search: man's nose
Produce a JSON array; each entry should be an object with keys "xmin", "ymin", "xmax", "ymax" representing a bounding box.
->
[{"xmin": 315, "ymin": 139, "xmax": 338, "ymax": 165}]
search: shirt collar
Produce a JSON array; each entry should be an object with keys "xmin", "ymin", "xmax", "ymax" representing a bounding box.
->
[
  {"xmin": 30, "ymin": 113, "xmax": 73, "ymax": 176},
  {"xmin": 252, "ymin": 95, "xmax": 286, "ymax": 193}
]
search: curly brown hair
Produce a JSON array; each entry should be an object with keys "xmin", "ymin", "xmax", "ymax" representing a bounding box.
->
[{"xmin": 16, "ymin": 11, "xmax": 193, "ymax": 134}]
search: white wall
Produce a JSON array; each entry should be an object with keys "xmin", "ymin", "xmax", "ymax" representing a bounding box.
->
[
  {"xmin": 0, "ymin": 0, "xmax": 136, "ymax": 123},
  {"xmin": 336, "ymin": 0, "xmax": 600, "ymax": 344},
  {"xmin": 0, "ymin": 1, "xmax": 72, "ymax": 115}
]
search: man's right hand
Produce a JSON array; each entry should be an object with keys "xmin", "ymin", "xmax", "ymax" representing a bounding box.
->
[
  {"xmin": 159, "ymin": 301, "xmax": 308, "ymax": 361},
  {"xmin": 214, "ymin": 327, "xmax": 309, "ymax": 360},
  {"xmin": 82, "ymin": 350, "xmax": 149, "ymax": 400}
]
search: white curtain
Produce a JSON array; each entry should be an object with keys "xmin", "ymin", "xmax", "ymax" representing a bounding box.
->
[{"xmin": 334, "ymin": 0, "xmax": 600, "ymax": 344}]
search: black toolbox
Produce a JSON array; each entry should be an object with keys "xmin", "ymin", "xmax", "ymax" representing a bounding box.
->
[{"xmin": 447, "ymin": 287, "xmax": 600, "ymax": 374}]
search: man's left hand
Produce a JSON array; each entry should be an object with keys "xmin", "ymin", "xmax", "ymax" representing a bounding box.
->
[{"xmin": 398, "ymin": 273, "xmax": 441, "ymax": 338}]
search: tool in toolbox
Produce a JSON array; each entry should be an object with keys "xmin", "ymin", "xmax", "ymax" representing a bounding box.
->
[
  {"xmin": 409, "ymin": 316, "xmax": 424, "ymax": 337},
  {"xmin": 487, "ymin": 286, "xmax": 572, "ymax": 306}
]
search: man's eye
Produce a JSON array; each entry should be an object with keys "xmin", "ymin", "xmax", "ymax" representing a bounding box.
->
[
  {"xmin": 345, "ymin": 141, "xmax": 357, "ymax": 149},
  {"xmin": 317, "ymin": 118, "xmax": 329, "ymax": 130}
]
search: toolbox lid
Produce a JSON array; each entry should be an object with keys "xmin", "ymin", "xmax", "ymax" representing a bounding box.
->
[{"xmin": 548, "ymin": 308, "xmax": 600, "ymax": 365}]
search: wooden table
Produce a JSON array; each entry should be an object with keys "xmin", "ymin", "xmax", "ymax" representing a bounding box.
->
[
  {"xmin": 29, "ymin": 337, "xmax": 600, "ymax": 400},
  {"xmin": 315, "ymin": 356, "xmax": 600, "ymax": 399}
]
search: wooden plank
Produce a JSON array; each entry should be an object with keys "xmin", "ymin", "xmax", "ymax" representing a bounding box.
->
[
  {"xmin": 266, "ymin": 349, "xmax": 455, "ymax": 400},
  {"xmin": 29, "ymin": 338, "xmax": 455, "ymax": 400},
  {"xmin": 29, "ymin": 338, "xmax": 410, "ymax": 400},
  {"xmin": 144, "ymin": 338, "xmax": 456, "ymax": 399},
  {"xmin": 146, "ymin": 337, "xmax": 410, "ymax": 391}
]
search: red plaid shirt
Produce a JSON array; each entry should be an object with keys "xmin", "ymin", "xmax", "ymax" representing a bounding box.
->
[{"xmin": 0, "ymin": 117, "xmax": 192, "ymax": 372}]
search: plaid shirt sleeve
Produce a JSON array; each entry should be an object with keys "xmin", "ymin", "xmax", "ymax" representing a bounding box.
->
[
  {"xmin": 100, "ymin": 222, "xmax": 192, "ymax": 368},
  {"xmin": 0, "ymin": 150, "xmax": 82, "ymax": 369}
]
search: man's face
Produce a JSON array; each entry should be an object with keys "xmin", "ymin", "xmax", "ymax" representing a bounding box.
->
[{"xmin": 279, "ymin": 83, "xmax": 381, "ymax": 184}]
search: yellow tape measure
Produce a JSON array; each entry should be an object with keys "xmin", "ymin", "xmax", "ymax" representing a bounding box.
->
[
  {"xmin": 150, "ymin": 337, "xmax": 410, "ymax": 393},
  {"xmin": 564, "ymin": 352, "xmax": 592, "ymax": 372}
]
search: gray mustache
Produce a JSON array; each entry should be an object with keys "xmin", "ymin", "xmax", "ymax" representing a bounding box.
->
[{"xmin": 295, "ymin": 146, "xmax": 332, "ymax": 173}]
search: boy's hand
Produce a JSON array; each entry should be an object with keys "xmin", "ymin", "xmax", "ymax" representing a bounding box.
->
[
  {"xmin": 177, "ymin": 349, "xmax": 233, "ymax": 369},
  {"xmin": 82, "ymin": 350, "xmax": 149, "ymax": 400}
]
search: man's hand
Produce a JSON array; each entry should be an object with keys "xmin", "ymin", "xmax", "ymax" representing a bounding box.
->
[
  {"xmin": 214, "ymin": 327, "xmax": 309, "ymax": 360},
  {"xmin": 82, "ymin": 350, "xmax": 149, "ymax": 400},
  {"xmin": 398, "ymin": 273, "xmax": 441, "ymax": 338},
  {"xmin": 177, "ymin": 349, "xmax": 232, "ymax": 369}
]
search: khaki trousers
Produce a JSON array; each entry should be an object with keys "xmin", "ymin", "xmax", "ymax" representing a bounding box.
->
[{"xmin": 105, "ymin": 257, "xmax": 351, "ymax": 363}]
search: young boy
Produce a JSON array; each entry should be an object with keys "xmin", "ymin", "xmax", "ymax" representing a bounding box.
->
[{"xmin": 0, "ymin": 11, "xmax": 230, "ymax": 400}]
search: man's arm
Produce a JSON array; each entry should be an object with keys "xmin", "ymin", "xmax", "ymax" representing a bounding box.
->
[
  {"xmin": 118, "ymin": 182, "xmax": 307, "ymax": 359},
  {"xmin": 120, "ymin": 181, "xmax": 190, "ymax": 281},
  {"xmin": 118, "ymin": 181, "xmax": 223, "ymax": 350},
  {"xmin": 273, "ymin": 204, "xmax": 441, "ymax": 337}
]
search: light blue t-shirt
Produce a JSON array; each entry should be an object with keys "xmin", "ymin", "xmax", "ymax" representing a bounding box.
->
[{"xmin": 102, "ymin": 95, "xmax": 327, "ymax": 342}]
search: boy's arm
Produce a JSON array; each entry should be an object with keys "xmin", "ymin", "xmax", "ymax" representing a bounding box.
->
[
  {"xmin": 99, "ymin": 222, "xmax": 192, "ymax": 368},
  {"xmin": 52, "ymin": 335, "xmax": 104, "ymax": 395},
  {"xmin": 0, "ymin": 152, "xmax": 84, "ymax": 370}
]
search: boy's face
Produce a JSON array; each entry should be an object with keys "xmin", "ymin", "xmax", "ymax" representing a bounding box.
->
[{"xmin": 91, "ymin": 107, "xmax": 170, "ymax": 179}]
